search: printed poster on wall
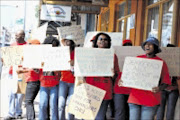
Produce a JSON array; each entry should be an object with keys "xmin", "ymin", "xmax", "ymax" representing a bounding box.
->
[
  {"xmin": 121, "ymin": 57, "xmax": 163, "ymax": 91},
  {"xmin": 74, "ymin": 48, "xmax": 114, "ymax": 77},
  {"xmin": 40, "ymin": 4, "xmax": 72, "ymax": 22},
  {"xmin": 68, "ymin": 83, "xmax": 106, "ymax": 120}
]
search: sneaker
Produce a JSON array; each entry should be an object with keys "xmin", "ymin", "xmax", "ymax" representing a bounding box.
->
[
  {"xmin": 4, "ymin": 116, "xmax": 15, "ymax": 120},
  {"xmin": 16, "ymin": 115, "xmax": 23, "ymax": 119}
]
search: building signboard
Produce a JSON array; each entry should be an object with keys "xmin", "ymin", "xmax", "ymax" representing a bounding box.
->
[{"xmin": 40, "ymin": 4, "xmax": 72, "ymax": 22}]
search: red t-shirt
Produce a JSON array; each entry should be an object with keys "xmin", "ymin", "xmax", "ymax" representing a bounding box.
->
[
  {"xmin": 9, "ymin": 42, "xmax": 27, "ymax": 75},
  {"xmin": 128, "ymin": 55, "xmax": 171, "ymax": 107},
  {"xmin": 114, "ymin": 72, "xmax": 131, "ymax": 94},
  {"xmin": 86, "ymin": 55, "xmax": 120, "ymax": 100},
  {"xmin": 24, "ymin": 69, "xmax": 41, "ymax": 82},
  {"xmin": 61, "ymin": 51, "xmax": 75, "ymax": 83},
  {"xmin": 40, "ymin": 71, "xmax": 60, "ymax": 87}
]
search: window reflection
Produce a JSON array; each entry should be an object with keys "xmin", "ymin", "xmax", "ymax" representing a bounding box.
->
[
  {"xmin": 147, "ymin": 6, "xmax": 159, "ymax": 38},
  {"xmin": 161, "ymin": 1, "xmax": 173, "ymax": 46}
]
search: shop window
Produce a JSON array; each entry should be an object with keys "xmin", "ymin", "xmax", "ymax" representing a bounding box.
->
[
  {"xmin": 144, "ymin": 0, "xmax": 174, "ymax": 46},
  {"xmin": 148, "ymin": 0, "xmax": 161, "ymax": 5},
  {"xmin": 127, "ymin": 0, "xmax": 131, "ymax": 14},
  {"xmin": 117, "ymin": 19, "xmax": 124, "ymax": 32},
  {"xmin": 116, "ymin": 0, "xmax": 132, "ymax": 40},
  {"xmin": 146, "ymin": 6, "xmax": 159, "ymax": 38},
  {"xmin": 118, "ymin": 2, "xmax": 125, "ymax": 18},
  {"xmin": 161, "ymin": 1, "xmax": 173, "ymax": 46},
  {"xmin": 101, "ymin": 9, "xmax": 110, "ymax": 31}
]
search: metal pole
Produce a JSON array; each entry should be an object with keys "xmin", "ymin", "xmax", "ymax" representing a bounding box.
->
[{"xmin": 23, "ymin": 0, "xmax": 26, "ymax": 31}]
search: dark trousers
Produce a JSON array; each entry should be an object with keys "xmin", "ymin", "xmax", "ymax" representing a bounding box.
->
[
  {"xmin": 114, "ymin": 94, "xmax": 129, "ymax": 120},
  {"xmin": 156, "ymin": 90, "xmax": 179, "ymax": 120},
  {"xmin": 25, "ymin": 81, "xmax": 40, "ymax": 120}
]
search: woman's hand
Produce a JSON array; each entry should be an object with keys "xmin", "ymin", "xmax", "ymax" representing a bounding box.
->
[
  {"xmin": 152, "ymin": 87, "xmax": 160, "ymax": 93},
  {"xmin": 41, "ymin": 62, "xmax": 44, "ymax": 67},
  {"xmin": 1, "ymin": 58, "xmax": 4, "ymax": 66},
  {"xmin": 16, "ymin": 67, "xmax": 29, "ymax": 74},
  {"xmin": 111, "ymin": 68, "xmax": 115, "ymax": 77},
  {"xmin": 69, "ymin": 60, "xmax": 74, "ymax": 66},
  {"xmin": 118, "ymin": 79, "xmax": 123, "ymax": 87}
]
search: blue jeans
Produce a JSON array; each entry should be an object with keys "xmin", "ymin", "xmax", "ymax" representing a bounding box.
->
[
  {"xmin": 8, "ymin": 93, "xmax": 24, "ymax": 117},
  {"xmin": 129, "ymin": 103, "xmax": 158, "ymax": 120},
  {"xmin": 58, "ymin": 81, "xmax": 74, "ymax": 120},
  {"xmin": 96, "ymin": 100, "xmax": 110, "ymax": 120},
  {"xmin": 25, "ymin": 81, "xmax": 40, "ymax": 120},
  {"xmin": 8, "ymin": 75, "xmax": 24, "ymax": 117},
  {"xmin": 39, "ymin": 85, "xmax": 59, "ymax": 120},
  {"xmin": 114, "ymin": 94, "xmax": 129, "ymax": 120},
  {"xmin": 156, "ymin": 90, "xmax": 179, "ymax": 120}
]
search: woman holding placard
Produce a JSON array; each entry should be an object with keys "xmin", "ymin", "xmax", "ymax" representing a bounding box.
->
[
  {"xmin": 119, "ymin": 37, "xmax": 171, "ymax": 120},
  {"xmin": 156, "ymin": 44, "xmax": 180, "ymax": 120},
  {"xmin": 113, "ymin": 39, "xmax": 133, "ymax": 120},
  {"xmin": 39, "ymin": 36, "xmax": 61, "ymax": 120},
  {"xmin": 86, "ymin": 32, "xmax": 120, "ymax": 120},
  {"xmin": 58, "ymin": 35, "xmax": 76, "ymax": 120}
]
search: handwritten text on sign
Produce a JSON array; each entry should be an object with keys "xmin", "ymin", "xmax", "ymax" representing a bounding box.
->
[
  {"xmin": 75, "ymin": 48, "xmax": 114, "ymax": 76},
  {"xmin": 114, "ymin": 46, "xmax": 180, "ymax": 76},
  {"xmin": 1, "ymin": 46, "xmax": 23, "ymax": 67},
  {"xmin": 158, "ymin": 47, "xmax": 180, "ymax": 76},
  {"xmin": 113, "ymin": 46, "xmax": 144, "ymax": 71},
  {"xmin": 57, "ymin": 25, "xmax": 85, "ymax": 45},
  {"xmin": 68, "ymin": 83, "xmax": 106, "ymax": 120},
  {"xmin": 42, "ymin": 46, "xmax": 71, "ymax": 71},
  {"xmin": 121, "ymin": 57, "xmax": 163, "ymax": 91}
]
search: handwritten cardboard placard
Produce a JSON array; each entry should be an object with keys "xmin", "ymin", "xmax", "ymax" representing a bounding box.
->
[
  {"xmin": 42, "ymin": 46, "xmax": 71, "ymax": 71},
  {"xmin": 114, "ymin": 46, "xmax": 180, "ymax": 76},
  {"xmin": 57, "ymin": 25, "xmax": 85, "ymax": 45},
  {"xmin": 157, "ymin": 47, "xmax": 180, "ymax": 76},
  {"xmin": 113, "ymin": 46, "xmax": 144, "ymax": 71},
  {"xmin": 83, "ymin": 31, "xmax": 123, "ymax": 48},
  {"xmin": 30, "ymin": 22, "xmax": 48, "ymax": 43},
  {"xmin": 121, "ymin": 57, "xmax": 163, "ymax": 91},
  {"xmin": 75, "ymin": 48, "xmax": 114, "ymax": 76},
  {"xmin": 23, "ymin": 45, "xmax": 46, "ymax": 68},
  {"xmin": 68, "ymin": 83, "xmax": 106, "ymax": 120},
  {"xmin": 0, "ymin": 46, "xmax": 23, "ymax": 67}
]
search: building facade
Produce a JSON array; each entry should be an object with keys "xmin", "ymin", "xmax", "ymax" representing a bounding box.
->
[{"xmin": 97, "ymin": 0, "xmax": 180, "ymax": 47}]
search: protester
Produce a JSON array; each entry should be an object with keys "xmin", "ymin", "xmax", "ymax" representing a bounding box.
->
[
  {"xmin": 86, "ymin": 32, "xmax": 120, "ymax": 120},
  {"xmin": 122, "ymin": 39, "xmax": 132, "ymax": 46},
  {"xmin": 43, "ymin": 35, "xmax": 60, "ymax": 47},
  {"xmin": 113, "ymin": 39, "xmax": 133, "ymax": 120},
  {"xmin": 156, "ymin": 44, "xmax": 180, "ymax": 120},
  {"xmin": 38, "ymin": 36, "xmax": 60, "ymax": 120},
  {"xmin": 58, "ymin": 35, "xmax": 76, "ymax": 120},
  {"xmin": 4, "ymin": 30, "xmax": 27, "ymax": 120},
  {"xmin": 90, "ymin": 35, "xmax": 96, "ymax": 47},
  {"xmin": 119, "ymin": 37, "xmax": 171, "ymax": 120},
  {"xmin": 18, "ymin": 39, "xmax": 41, "ymax": 120}
]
